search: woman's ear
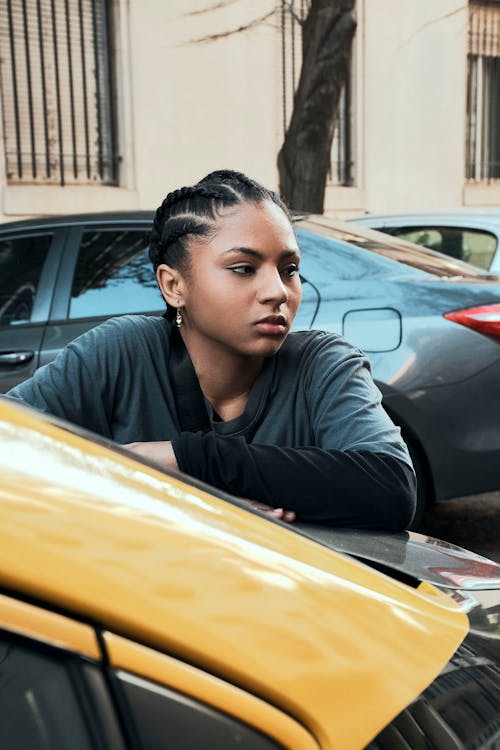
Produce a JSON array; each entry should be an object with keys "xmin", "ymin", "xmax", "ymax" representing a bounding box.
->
[{"xmin": 156, "ymin": 264, "xmax": 186, "ymax": 308}]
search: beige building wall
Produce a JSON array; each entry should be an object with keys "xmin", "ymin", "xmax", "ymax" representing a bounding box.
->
[
  {"xmin": 325, "ymin": 0, "xmax": 469, "ymax": 216},
  {"xmin": 0, "ymin": 0, "xmax": 282, "ymax": 221},
  {"xmin": 128, "ymin": 0, "xmax": 282, "ymax": 210},
  {"xmin": 0, "ymin": 0, "xmax": 498, "ymax": 222}
]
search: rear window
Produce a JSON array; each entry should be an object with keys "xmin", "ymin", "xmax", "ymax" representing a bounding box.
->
[
  {"xmin": 298, "ymin": 217, "xmax": 487, "ymax": 279},
  {"xmin": 391, "ymin": 225, "xmax": 497, "ymax": 270}
]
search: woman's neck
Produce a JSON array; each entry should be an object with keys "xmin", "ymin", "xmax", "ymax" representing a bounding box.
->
[{"xmin": 180, "ymin": 328, "xmax": 264, "ymax": 420}]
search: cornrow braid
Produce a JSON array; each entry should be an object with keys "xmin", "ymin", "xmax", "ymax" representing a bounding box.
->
[
  {"xmin": 149, "ymin": 170, "xmax": 293, "ymax": 320},
  {"xmin": 149, "ymin": 183, "xmax": 237, "ymax": 269},
  {"xmin": 197, "ymin": 169, "xmax": 291, "ymax": 219}
]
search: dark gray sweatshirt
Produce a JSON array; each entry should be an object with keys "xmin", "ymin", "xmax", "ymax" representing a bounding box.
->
[{"xmin": 6, "ymin": 314, "xmax": 416, "ymax": 528}]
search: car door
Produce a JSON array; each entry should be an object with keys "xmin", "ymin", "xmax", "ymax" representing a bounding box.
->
[
  {"xmin": 0, "ymin": 593, "xmax": 311, "ymax": 750},
  {"xmin": 0, "ymin": 227, "xmax": 67, "ymax": 393},
  {"xmin": 39, "ymin": 220, "xmax": 165, "ymax": 369}
]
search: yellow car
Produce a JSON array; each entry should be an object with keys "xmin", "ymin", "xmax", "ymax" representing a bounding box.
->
[{"xmin": 0, "ymin": 397, "xmax": 499, "ymax": 750}]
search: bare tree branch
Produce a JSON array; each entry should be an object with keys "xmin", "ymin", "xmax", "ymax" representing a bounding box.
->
[
  {"xmin": 184, "ymin": 0, "xmax": 240, "ymax": 17},
  {"xmin": 188, "ymin": 8, "xmax": 276, "ymax": 44},
  {"xmin": 397, "ymin": 4, "xmax": 467, "ymax": 50},
  {"xmin": 282, "ymin": 1, "xmax": 307, "ymax": 26}
]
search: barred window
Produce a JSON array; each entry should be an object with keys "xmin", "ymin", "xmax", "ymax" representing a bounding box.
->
[
  {"xmin": 466, "ymin": 0, "xmax": 500, "ymax": 181},
  {"xmin": 0, "ymin": 0, "xmax": 118, "ymax": 186},
  {"xmin": 280, "ymin": 0, "xmax": 355, "ymax": 187}
]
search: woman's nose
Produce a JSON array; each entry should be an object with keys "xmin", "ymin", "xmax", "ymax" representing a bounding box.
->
[{"xmin": 257, "ymin": 269, "xmax": 288, "ymax": 304}]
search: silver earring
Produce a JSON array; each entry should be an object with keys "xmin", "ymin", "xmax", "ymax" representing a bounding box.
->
[{"xmin": 175, "ymin": 307, "xmax": 183, "ymax": 328}]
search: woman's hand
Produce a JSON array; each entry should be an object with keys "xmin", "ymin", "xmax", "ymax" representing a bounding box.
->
[
  {"xmin": 123, "ymin": 443, "xmax": 295, "ymax": 522},
  {"xmin": 124, "ymin": 441, "xmax": 178, "ymax": 471},
  {"xmin": 239, "ymin": 499, "xmax": 296, "ymax": 523}
]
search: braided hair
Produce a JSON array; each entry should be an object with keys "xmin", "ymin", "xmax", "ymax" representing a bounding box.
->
[{"xmin": 149, "ymin": 170, "xmax": 292, "ymax": 320}]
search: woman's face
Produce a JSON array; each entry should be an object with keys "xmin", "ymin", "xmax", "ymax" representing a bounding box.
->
[{"xmin": 180, "ymin": 200, "xmax": 302, "ymax": 359}]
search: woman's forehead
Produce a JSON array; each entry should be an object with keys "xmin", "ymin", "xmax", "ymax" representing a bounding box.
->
[{"xmin": 211, "ymin": 200, "xmax": 297, "ymax": 246}]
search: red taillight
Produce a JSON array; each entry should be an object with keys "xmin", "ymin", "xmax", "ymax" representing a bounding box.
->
[{"xmin": 444, "ymin": 304, "xmax": 500, "ymax": 339}]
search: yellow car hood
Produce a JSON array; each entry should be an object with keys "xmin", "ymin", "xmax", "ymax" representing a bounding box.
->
[{"xmin": 0, "ymin": 399, "xmax": 468, "ymax": 749}]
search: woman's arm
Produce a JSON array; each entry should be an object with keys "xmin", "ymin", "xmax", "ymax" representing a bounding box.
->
[{"xmin": 171, "ymin": 434, "xmax": 416, "ymax": 530}]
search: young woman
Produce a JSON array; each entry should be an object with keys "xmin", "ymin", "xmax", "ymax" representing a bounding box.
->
[{"xmin": 6, "ymin": 170, "xmax": 416, "ymax": 528}]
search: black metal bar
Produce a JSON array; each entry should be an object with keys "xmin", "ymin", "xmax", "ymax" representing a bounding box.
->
[
  {"xmin": 91, "ymin": 0, "xmax": 104, "ymax": 179},
  {"xmin": 481, "ymin": 7, "xmax": 489, "ymax": 180},
  {"xmin": 22, "ymin": 0, "xmax": 37, "ymax": 178},
  {"xmin": 64, "ymin": 0, "xmax": 78, "ymax": 178},
  {"xmin": 490, "ymin": 56, "xmax": 499, "ymax": 178},
  {"xmin": 344, "ymin": 62, "xmax": 352, "ymax": 186},
  {"xmin": 51, "ymin": 0, "xmax": 65, "ymax": 185},
  {"xmin": 78, "ymin": 0, "xmax": 91, "ymax": 179},
  {"xmin": 6, "ymin": 0, "xmax": 22, "ymax": 178},
  {"xmin": 465, "ymin": 55, "xmax": 474, "ymax": 180},
  {"xmin": 281, "ymin": 0, "xmax": 287, "ymax": 137},
  {"xmin": 103, "ymin": 0, "xmax": 118, "ymax": 184},
  {"xmin": 37, "ymin": 0, "xmax": 51, "ymax": 178}
]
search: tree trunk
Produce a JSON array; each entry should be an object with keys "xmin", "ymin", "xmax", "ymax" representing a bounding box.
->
[{"xmin": 277, "ymin": 0, "xmax": 356, "ymax": 213}]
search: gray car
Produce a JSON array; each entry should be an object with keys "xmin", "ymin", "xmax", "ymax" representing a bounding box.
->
[
  {"xmin": 349, "ymin": 210, "xmax": 500, "ymax": 272},
  {"xmin": 1, "ymin": 212, "xmax": 500, "ymax": 523}
]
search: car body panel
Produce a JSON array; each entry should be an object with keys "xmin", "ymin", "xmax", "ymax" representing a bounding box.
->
[
  {"xmin": 294, "ymin": 526, "xmax": 500, "ymax": 592},
  {"xmin": 0, "ymin": 398, "xmax": 470, "ymax": 750},
  {"xmin": 0, "ymin": 592, "xmax": 101, "ymax": 659},
  {"xmin": 104, "ymin": 632, "xmax": 319, "ymax": 750}
]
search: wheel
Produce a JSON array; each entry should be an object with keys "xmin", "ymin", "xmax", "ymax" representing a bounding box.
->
[{"xmin": 404, "ymin": 436, "xmax": 432, "ymax": 530}]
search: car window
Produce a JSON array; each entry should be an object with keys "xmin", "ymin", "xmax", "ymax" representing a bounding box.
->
[
  {"xmin": 298, "ymin": 217, "xmax": 485, "ymax": 278},
  {"xmin": 0, "ymin": 234, "xmax": 52, "ymax": 326},
  {"xmin": 392, "ymin": 226, "xmax": 497, "ymax": 270},
  {"xmin": 462, "ymin": 229, "xmax": 497, "ymax": 269},
  {"xmin": 117, "ymin": 671, "xmax": 285, "ymax": 750},
  {"xmin": 0, "ymin": 633, "xmax": 95, "ymax": 750},
  {"xmin": 69, "ymin": 229, "xmax": 163, "ymax": 319}
]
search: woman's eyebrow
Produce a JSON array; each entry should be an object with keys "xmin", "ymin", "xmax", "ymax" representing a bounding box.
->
[{"xmin": 222, "ymin": 247, "xmax": 300, "ymax": 259}]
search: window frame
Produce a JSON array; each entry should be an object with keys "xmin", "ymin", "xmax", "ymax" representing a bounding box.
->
[
  {"xmin": 0, "ymin": 0, "xmax": 119, "ymax": 187},
  {"xmin": 49, "ymin": 219, "xmax": 155, "ymax": 322},
  {"xmin": 466, "ymin": 0, "xmax": 500, "ymax": 183}
]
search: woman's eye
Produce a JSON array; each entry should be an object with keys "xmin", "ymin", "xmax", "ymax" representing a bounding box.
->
[
  {"xmin": 282, "ymin": 265, "xmax": 299, "ymax": 278},
  {"xmin": 230, "ymin": 265, "xmax": 254, "ymax": 275}
]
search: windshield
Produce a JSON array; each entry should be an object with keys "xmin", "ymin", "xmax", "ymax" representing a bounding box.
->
[{"xmin": 297, "ymin": 216, "xmax": 488, "ymax": 279}]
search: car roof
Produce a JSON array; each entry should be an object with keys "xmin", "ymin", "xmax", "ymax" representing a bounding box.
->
[
  {"xmin": 0, "ymin": 210, "xmax": 491, "ymax": 282},
  {"xmin": 0, "ymin": 211, "xmax": 155, "ymax": 231},
  {"xmin": 349, "ymin": 210, "xmax": 500, "ymax": 226},
  {"xmin": 295, "ymin": 214, "xmax": 489, "ymax": 279},
  {"xmin": 0, "ymin": 398, "xmax": 468, "ymax": 748}
]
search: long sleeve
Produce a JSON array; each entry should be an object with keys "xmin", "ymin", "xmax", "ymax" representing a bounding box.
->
[
  {"xmin": 5, "ymin": 331, "xmax": 113, "ymax": 436},
  {"xmin": 172, "ymin": 433, "xmax": 416, "ymax": 529},
  {"xmin": 5, "ymin": 315, "xmax": 180, "ymax": 444}
]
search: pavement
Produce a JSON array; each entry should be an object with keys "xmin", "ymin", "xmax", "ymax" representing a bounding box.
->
[{"xmin": 421, "ymin": 492, "xmax": 500, "ymax": 563}]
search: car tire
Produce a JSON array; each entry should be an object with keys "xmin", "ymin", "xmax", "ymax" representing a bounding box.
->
[{"xmin": 404, "ymin": 436, "xmax": 432, "ymax": 530}]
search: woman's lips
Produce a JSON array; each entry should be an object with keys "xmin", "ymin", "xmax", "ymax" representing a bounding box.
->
[{"xmin": 255, "ymin": 315, "xmax": 287, "ymax": 335}]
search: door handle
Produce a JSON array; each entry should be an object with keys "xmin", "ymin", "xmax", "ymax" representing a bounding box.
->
[{"xmin": 0, "ymin": 351, "xmax": 34, "ymax": 365}]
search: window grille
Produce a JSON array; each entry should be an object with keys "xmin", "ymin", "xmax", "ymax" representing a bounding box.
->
[
  {"xmin": 466, "ymin": 0, "xmax": 500, "ymax": 181},
  {"xmin": 280, "ymin": 0, "xmax": 355, "ymax": 186},
  {"xmin": 0, "ymin": 0, "xmax": 118, "ymax": 186}
]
